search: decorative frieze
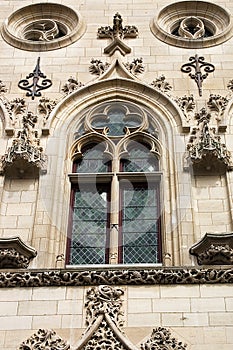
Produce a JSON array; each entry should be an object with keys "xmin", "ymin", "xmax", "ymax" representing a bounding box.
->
[
  {"xmin": 18, "ymin": 329, "xmax": 70, "ymax": 350},
  {"xmin": 141, "ymin": 327, "xmax": 187, "ymax": 350},
  {"xmin": 97, "ymin": 13, "xmax": 138, "ymax": 56},
  {"xmin": 0, "ymin": 236, "xmax": 37, "ymax": 268},
  {"xmin": 1, "ymin": 267, "xmax": 233, "ymax": 288},
  {"xmin": 190, "ymin": 233, "xmax": 233, "ymax": 265}
]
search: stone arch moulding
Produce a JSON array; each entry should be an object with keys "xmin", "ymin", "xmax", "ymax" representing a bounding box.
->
[
  {"xmin": 45, "ymin": 75, "xmax": 186, "ymax": 266},
  {"xmin": 48, "ymin": 79, "xmax": 187, "ymax": 136}
]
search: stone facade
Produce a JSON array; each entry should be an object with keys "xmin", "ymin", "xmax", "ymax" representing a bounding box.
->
[{"xmin": 0, "ymin": 0, "xmax": 233, "ymax": 349}]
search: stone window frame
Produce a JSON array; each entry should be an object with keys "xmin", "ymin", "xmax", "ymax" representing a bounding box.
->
[
  {"xmin": 150, "ymin": 1, "xmax": 233, "ymax": 48},
  {"xmin": 66, "ymin": 100, "xmax": 163, "ymax": 266},
  {"xmin": 1, "ymin": 3, "xmax": 86, "ymax": 51}
]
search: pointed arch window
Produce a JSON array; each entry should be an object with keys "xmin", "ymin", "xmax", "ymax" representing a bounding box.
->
[{"xmin": 67, "ymin": 101, "xmax": 162, "ymax": 265}]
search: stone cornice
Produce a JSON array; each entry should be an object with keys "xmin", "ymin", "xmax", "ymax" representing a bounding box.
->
[{"xmin": 0, "ymin": 266, "xmax": 233, "ymax": 287}]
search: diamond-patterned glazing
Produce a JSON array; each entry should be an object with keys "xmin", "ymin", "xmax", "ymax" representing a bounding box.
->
[
  {"xmin": 121, "ymin": 185, "xmax": 160, "ymax": 263},
  {"xmin": 70, "ymin": 185, "xmax": 109, "ymax": 265}
]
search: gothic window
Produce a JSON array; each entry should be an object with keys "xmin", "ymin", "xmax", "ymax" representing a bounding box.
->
[{"xmin": 67, "ymin": 101, "xmax": 162, "ymax": 265}]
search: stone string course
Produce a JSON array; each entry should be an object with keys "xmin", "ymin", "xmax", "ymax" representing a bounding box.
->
[{"xmin": 0, "ymin": 267, "xmax": 232, "ymax": 288}]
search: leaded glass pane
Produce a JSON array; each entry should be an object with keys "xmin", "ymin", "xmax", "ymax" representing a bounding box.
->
[
  {"xmin": 69, "ymin": 185, "xmax": 109, "ymax": 265},
  {"xmin": 121, "ymin": 185, "xmax": 160, "ymax": 264},
  {"xmin": 75, "ymin": 145, "xmax": 110, "ymax": 173},
  {"xmin": 122, "ymin": 144, "xmax": 159, "ymax": 172}
]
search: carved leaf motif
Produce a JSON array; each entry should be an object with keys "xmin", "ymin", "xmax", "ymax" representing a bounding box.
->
[
  {"xmin": 125, "ymin": 58, "xmax": 144, "ymax": 75},
  {"xmin": 151, "ymin": 75, "xmax": 172, "ymax": 93},
  {"xmin": 141, "ymin": 327, "xmax": 187, "ymax": 350},
  {"xmin": 18, "ymin": 329, "xmax": 70, "ymax": 350}
]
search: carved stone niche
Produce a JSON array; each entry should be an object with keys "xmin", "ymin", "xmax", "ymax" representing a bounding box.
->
[
  {"xmin": 0, "ymin": 236, "xmax": 37, "ymax": 268},
  {"xmin": 190, "ymin": 233, "xmax": 233, "ymax": 265}
]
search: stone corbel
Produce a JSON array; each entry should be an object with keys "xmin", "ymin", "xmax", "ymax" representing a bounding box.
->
[
  {"xmin": 0, "ymin": 111, "xmax": 47, "ymax": 177},
  {"xmin": 0, "ymin": 236, "xmax": 37, "ymax": 268},
  {"xmin": 190, "ymin": 233, "xmax": 233, "ymax": 265},
  {"xmin": 185, "ymin": 108, "xmax": 233, "ymax": 174}
]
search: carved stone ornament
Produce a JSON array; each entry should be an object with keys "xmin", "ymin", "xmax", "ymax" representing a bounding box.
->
[
  {"xmin": 37, "ymin": 97, "xmax": 57, "ymax": 125},
  {"xmin": 61, "ymin": 77, "xmax": 84, "ymax": 95},
  {"xmin": 124, "ymin": 58, "xmax": 145, "ymax": 75},
  {"xmin": 174, "ymin": 95, "xmax": 195, "ymax": 122},
  {"xmin": 18, "ymin": 286, "xmax": 187, "ymax": 350},
  {"xmin": 97, "ymin": 13, "xmax": 138, "ymax": 56},
  {"xmin": 0, "ymin": 80, "xmax": 7, "ymax": 94},
  {"xmin": 227, "ymin": 79, "xmax": 233, "ymax": 92},
  {"xmin": 89, "ymin": 59, "xmax": 110, "ymax": 76},
  {"xmin": 185, "ymin": 108, "xmax": 233, "ymax": 174},
  {"xmin": 1, "ymin": 267, "xmax": 233, "ymax": 288},
  {"xmin": 18, "ymin": 329, "xmax": 70, "ymax": 350},
  {"xmin": 141, "ymin": 327, "xmax": 187, "ymax": 350},
  {"xmin": 207, "ymin": 94, "xmax": 229, "ymax": 122},
  {"xmin": 0, "ymin": 236, "xmax": 37, "ymax": 268},
  {"xmin": 0, "ymin": 111, "xmax": 47, "ymax": 177},
  {"xmin": 74, "ymin": 285, "xmax": 137, "ymax": 350},
  {"xmin": 3, "ymin": 97, "xmax": 26, "ymax": 128},
  {"xmin": 190, "ymin": 233, "xmax": 233, "ymax": 265},
  {"xmin": 151, "ymin": 75, "xmax": 172, "ymax": 94}
]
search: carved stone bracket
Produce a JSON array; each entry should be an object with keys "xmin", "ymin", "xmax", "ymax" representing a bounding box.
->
[
  {"xmin": 89, "ymin": 59, "xmax": 110, "ymax": 76},
  {"xmin": 190, "ymin": 233, "xmax": 233, "ymax": 265},
  {"xmin": 0, "ymin": 236, "xmax": 37, "ymax": 268},
  {"xmin": 124, "ymin": 58, "xmax": 144, "ymax": 75},
  {"xmin": 61, "ymin": 77, "xmax": 84, "ymax": 95},
  {"xmin": 18, "ymin": 329, "xmax": 70, "ymax": 350},
  {"xmin": 185, "ymin": 107, "xmax": 233, "ymax": 174},
  {"xmin": 151, "ymin": 75, "xmax": 172, "ymax": 94},
  {"xmin": 0, "ymin": 111, "xmax": 47, "ymax": 176},
  {"xmin": 1, "ymin": 267, "xmax": 233, "ymax": 288},
  {"xmin": 97, "ymin": 13, "xmax": 138, "ymax": 56},
  {"xmin": 141, "ymin": 327, "xmax": 187, "ymax": 350}
]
